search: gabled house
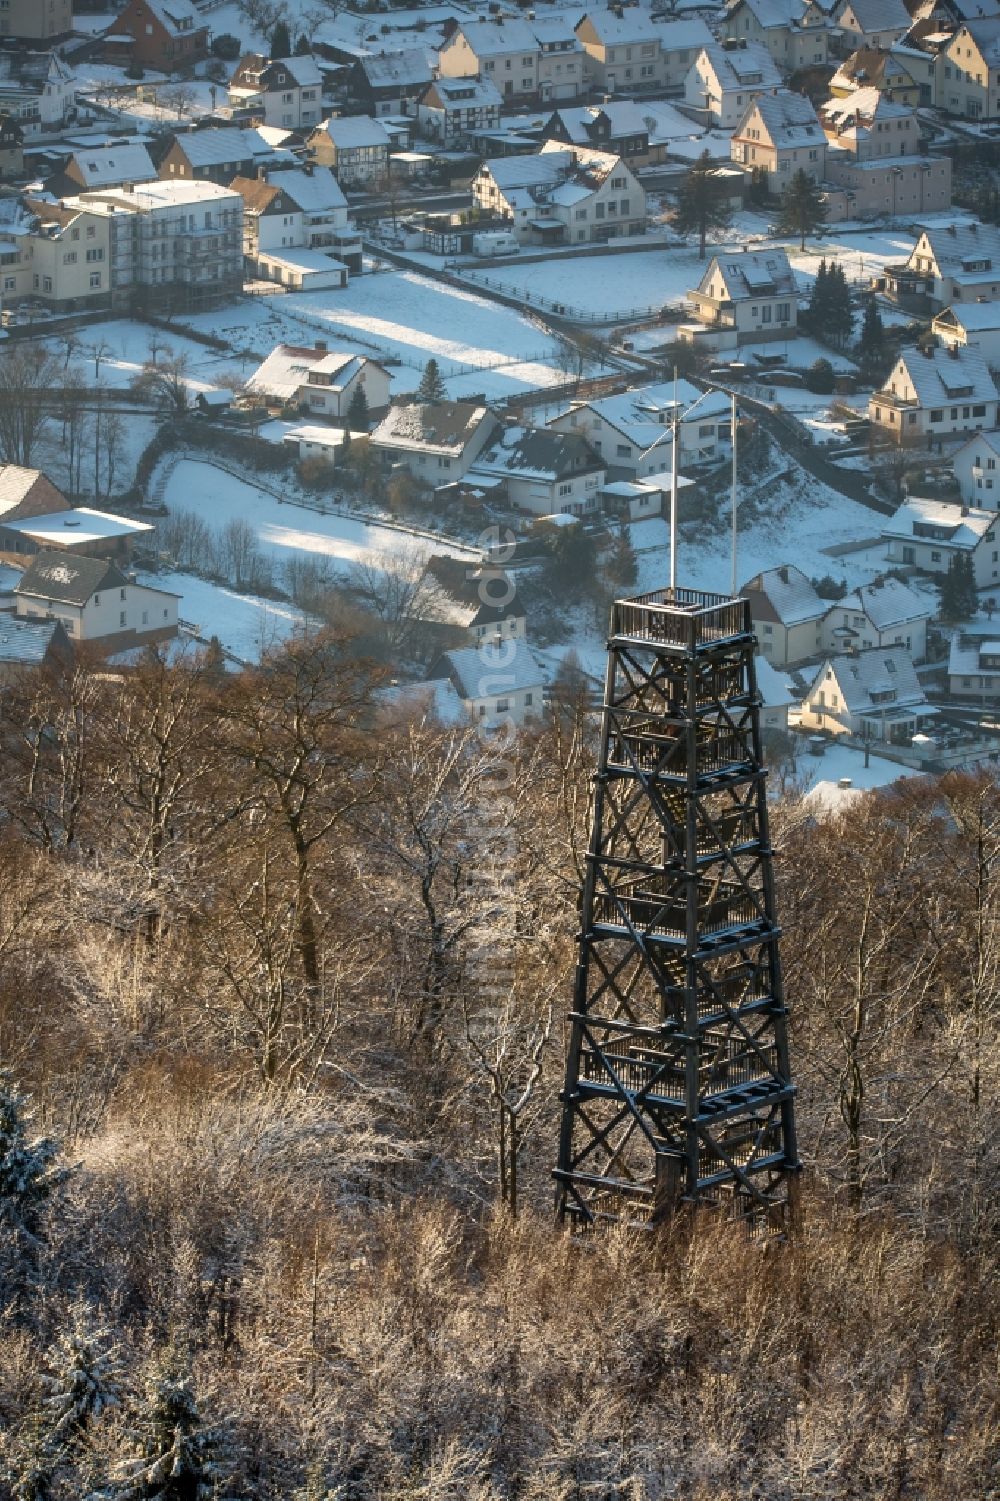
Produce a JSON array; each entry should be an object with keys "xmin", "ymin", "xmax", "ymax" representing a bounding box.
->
[
  {"xmin": 44, "ymin": 139, "xmax": 157, "ymax": 197},
  {"xmin": 951, "ymin": 429, "xmax": 1000, "ymax": 505},
  {"xmin": 466, "ymin": 425, "xmax": 606, "ymax": 516},
  {"xmin": 741, "ymin": 564, "xmax": 827, "ymax": 666},
  {"xmin": 730, "ymin": 88, "xmax": 827, "ymax": 187},
  {"xmin": 832, "ymin": 0, "xmax": 913, "ymax": 54},
  {"xmin": 423, "ymin": 554, "xmax": 527, "ymax": 647},
  {"xmin": 828, "ymin": 46, "xmax": 926, "ymax": 104},
  {"xmin": 949, "ymin": 630, "xmax": 1000, "ymax": 699},
  {"xmin": 104, "ymin": 0, "xmax": 209, "ymax": 72},
  {"xmin": 246, "ymin": 342, "xmax": 391, "ymax": 418},
  {"xmin": 232, "ymin": 166, "xmax": 360, "ymax": 276},
  {"xmin": 883, "ymin": 221, "xmax": 1000, "ymax": 311},
  {"xmin": 438, "ymin": 19, "xmax": 541, "ymax": 101},
  {"xmin": 800, "ymin": 648, "xmax": 934, "ymax": 742},
  {"xmin": 307, "ymin": 116, "xmax": 390, "ymax": 187},
  {"xmin": 821, "ymin": 89, "xmax": 951, "ymax": 218},
  {"xmin": 684, "ymin": 248, "xmax": 798, "ymax": 349},
  {"xmin": 821, "ymin": 577, "xmax": 931, "ymax": 661},
  {"xmin": 14, "ymin": 549, "xmax": 178, "ymax": 649},
  {"xmin": 0, "ymin": 466, "xmax": 71, "ymax": 528},
  {"xmin": 937, "ymin": 19, "xmax": 1000, "ymax": 119},
  {"xmin": 428, "ymin": 638, "xmax": 544, "ymax": 727},
  {"xmin": 541, "ymin": 102, "xmax": 655, "ymax": 164},
  {"xmin": 532, "ymin": 16, "xmax": 587, "ymax": 102},
  {"xmin": 415, "ymin": 77, "xmax": 503, "ymax": 146},
  {"xmin": 575, "ymin": 13, "xmax": 713, "ymax": 93},
  {"xmin": 155, "ymin": 126, "xmax": 287, "ymax": 187},
  {"xmin": 684, "ymin": 40, "xmax": 782, "ymax": 128},
  {"xmin": 472, "ymin": 142, "xmax": 646, "ymax": 245},
  {"xmin": 723, "ymin": 0, "xmax": 831, "ymax": 72},
  {"xmin": 349, "ymin": 49, "xmax": 434, "ymax": 117},
  {"xmin": 869, "ymin": 345, "xmax": 1000, "ymax": 444},
  {"xmin": 0, "ymin": 50, "xmax": 76, "ymax": 136},
  {"xmin": 933, "ymin": 303, "xmax": 1000, "ymax": 368},
  {"xmin": 228, "ymin": 53, "xmax": 324, "ymax": 131},
  {"xmin": 371, "ymin": 402, "xmax": 501, "ymax": 483},
  {"xmin": 547, "ymin": 380, "xmax": 732, "ymax": 478},
  {"xmin": 0, "ymin": 618, "xmax": 71, "ymax": 685},
  {"xmin": 882, "ymin": 495, "xmax": 1000, "ymax": 586}
]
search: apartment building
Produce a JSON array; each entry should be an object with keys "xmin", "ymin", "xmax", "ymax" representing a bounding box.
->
[
  {"xmin": 0, "ymin": 0, "xmax": 71, "ymax": 40},
  {"xmin": 64, "ymin": 179, "xmax": 244, "ymax": 311},
  {"xmin": 937, "ymin": 18, "xmax": 1000, "ymax": 119},
  {"xmin": 438, "ymin": 19, "xmax": 541, "ymax": 100},
  {"xmin": 821, "ymin": 89, "xmax": 952, "ymax": 218},
  {"xmin": 575, "ymin": 12, "xmax": 712, "ymax": 92},
  {"xmin": 832, "ymin": 0, "xmax": 912, "ymax": 54}
]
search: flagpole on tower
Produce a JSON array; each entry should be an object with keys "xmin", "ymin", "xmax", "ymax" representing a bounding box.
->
[
  {"xmin": 670, "ymin": 366, "xmax": 678, "ymax": 593},
  {"xmin": 731, "ymin": 391, "xmax": 738, "ymax": 598}
]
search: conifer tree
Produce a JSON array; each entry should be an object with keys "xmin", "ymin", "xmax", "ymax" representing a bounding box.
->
[
  {"xmin": 270, "ymin": 19, "xmax": 291, "ymax": 58},
  {"xmin": 417, "ymin": 358, "xmax": 446, "ymax": 403},
  {"xmin": 346, "ymin": 382, "xmax": 369, "ymax": 431},
  {"xmin": 940, "ymin": 553, "xmax": 979, "ymax": 621},
  {"xmin": 825, "ymin": 261, "xmax": 854, "ymax": 348},
  {"xmin": 42, "ymin": 1305, "xmax": 121, "ymax": 1448},
  {"xmin": 293, "ymin": 33, "xmax": 311, "ymax": 55},
  {"xmin": 116, "ymin": 1346, "xmax": 229, "ymax": 1500},
  {"xmin": 776, "ymin": 168, "xmax": 827, "ymax": 250},
  {"xmin": 0, "ymin": 1071, "xmax": 64, "ymax": 1238},
  {"xmin": 804, "ymin": 257, "xmax": 829, "ymax": 335},
  {"xmin": 673, "ymin": 150, "xmax": 732, "ymax": 259},
  {"xmin": 858, "ymin": 294, "xmax": 886, "ymax": 367}
]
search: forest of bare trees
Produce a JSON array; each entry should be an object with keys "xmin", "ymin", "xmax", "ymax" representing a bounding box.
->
[{"xmin": 0, "ymin": 633, "xmax": 996, "ymax": 1498}]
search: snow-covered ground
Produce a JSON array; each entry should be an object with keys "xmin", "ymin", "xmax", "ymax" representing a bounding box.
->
[
  {"xmin": 137, "ymin": 569, "xmax": 311, "ymax": 664},
  {"xmin": 462, "ymin": 248, "xmax": 693, "ymax": 319},
  {"xmin": 41, "ymin": 320, "xmax": 250, "ymax": 394},
  {"xmin": 180, "ymin": 271, "xmax": 575, "ymax": 398},
  {"xmin": 162, "ymin": 461, "xmax": 481, "ymax": 573},
  {"xmin": 798, "ymin": 741, "xmax": 921, "ymax": 810}
]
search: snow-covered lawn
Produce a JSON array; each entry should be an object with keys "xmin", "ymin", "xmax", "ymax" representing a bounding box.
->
[
  {"xmin": 798, "ymin": 741, "xmax": 920, "ymax": 809},
  {"xmin": 162, "ymin": 460, "xmax": 481, "ymax": 573},
  {"xmin": 787, "ymin": 228, "xmax": 916, "ymax": 291},
  {"xmin": 182, "ymin": 271, "xmax": 574, "ymax": 398},
  {"xmin": 41, "ymin": 320, "xmax": 249, "ymax": 394},
  {"xmin": 462, "ymin": 248, "xmax": 690, "ymax": 319},
  {"xmin": 137, "ymin": 569, "xmax": 310, "ymax": 664}
]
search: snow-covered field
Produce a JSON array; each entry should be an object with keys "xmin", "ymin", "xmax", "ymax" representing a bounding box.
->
[
  {"xmin": 182, "ymin": 271, "xmax": 574, "ymax": 398},
  {"xmin": 138, "ymin": 569, "xmax": 311, "ymax": 663},
  {"xmin": 463, "ymin": 248, "xmax": 693, "ymax": 319},
  {"xmin": 41, "ymin": 321, "xmax": 250, "ymax": 394},
  {"xmin": 162, "ymin": 461, "xmax": 481, "ymax": 572}
]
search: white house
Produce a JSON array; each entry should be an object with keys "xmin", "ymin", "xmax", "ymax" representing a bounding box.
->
[
  {"xmin": 575, "ymin": 12, "xmax": 713, "ymax": 93},
  {"xmin": 371, "ymin": 402, "xmax": 501, "ymax": 483},
  {"xmin": 832, "ymin": 0, "xmax": 912, "ymax": 54},
  {"xmin": 546, "ymin": 380, "xmax": 731, "ymax": 478},
  {"xmin": 869, "ymin": 345, "xmax": 1000, "ymax": 445},
  {"xmin": 430, "ymin": 638, "xmax": 544, "ymax": 727},
  {"xmin": 684, "ymin": 41, "xmax": 782, "ymax": 128},
  {"xmin": 884, "ymin": 222, "xmax": 1000, "ymax": 311},
  {"xmin": 472, "ymin": 142, "xmax": 645, "ymax": 246},
  {"xmin": 952, "ymin": 429, "xmax": 1000, "ymax": 506},
  {"xmin": 821, "ymin": 576, "xmax": 931, "ymax": 661},
  {"xmin": 949, "ymin": 630, "xmax": 1000, "ymax": 700},
  {"xmin": 723, "ymin": 0, "xmax": 831, "ymax": 73},
  {"xmin": 742, "ymin": 564, "xmax": 827, "ymax": 666},
  {"xmin": 883, "ymin": 495, "xmax": 1000, "ymax": 587},
  {"xmin": 437, "ymin": 19, "xmax": 541, "ymax": 100},
  {"xmin": 684, "ymin": 248, "xmax": 798, "ymax": 350},
  {"xmin": 466, "ymin": 426, "xmax": 606, "ymax": 517},
  {"xmin": 246, "ymin": 342, "xmax": 390, "ymax": 419},
  {"xmin": 14, "ymin": 550, "xmax": 178, "ymax": 649},
  {"xmin": 233, "ymin": 166, "xmax": 361, "ymax": 279},
  {"xmin": 932, "ymin": 304, "xmax": 1000, "ymax": 368},
  {"xmin": 730, "ymin": 88, "xmax": 827, "ymax": 188},
  {"xmin": 800, "ymin": 648, "xmax": 934, "ymax": 742},
  {"xmin": 228, "ymin": 53, "xmax": 324, "ymax": 130}
]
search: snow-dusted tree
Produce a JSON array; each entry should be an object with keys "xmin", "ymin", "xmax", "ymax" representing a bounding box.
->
[
  {"xmin": 113, "ymin": 1346, "xmax": 230, "ymax": 1500},
  {"xmin": 416, "ymin": 358, "xmax": 446, "ymax": 403},
  {"xmin": 0, "ymin": 1071, "xmax": 64, "ymax": 1238},
  {"xmin": 42, "ymin": 1303, "xmax": 121, "ymax": 1449}
]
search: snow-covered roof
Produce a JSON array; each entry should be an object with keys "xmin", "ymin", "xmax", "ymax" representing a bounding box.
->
[
  {"xmin": 950, "ymin": 630, "xmax": 1000, "ymax": 676},
  {"xmin": 266, "ymin": 54, "xmax": 322, "ymax": 88},
  {"xmin": 173, "ymin": 126, "xmax": 278, "ymax": 169},
  {"xmin": 953, "ymin": 427, "xmax": 1000, "ymax": 462},
  {"xmin": 829, "ymin": 46, "xmax": 919, "ymax": 93},
  {"xmin": 423, "ymin": 75, "xmax": 504, "ymax": 109},
  {"xmin": 317, "ymin": 115, "xmax": 390, "ymax": 150},
  {"xmin": 729, "ymin": 0, "xmax": 821, "ymax": 30},
  {"xmin": 247, "ymin": 342, "xmax": 359, "ymax": 400},
  {"xmin": 821, "ymin": 87, "xmax": 912, "ymax": 129},
  {"xmin": 372, "ymin": 402, "xmax": 495, "ymax": 458},
  {"xmin": 889, "ymin": 345, "xmax": 998, "ymax": 409},
  {"xmin": 269, "ymin": 166, "xmax": 347, "ymax": 213},
  {"xmin": 694, "ymin": 40, "xmax": 782, "ymax": 92},
  {"xmin": 838, "ymin": 576, "xmax": 931, "ymax": 630},
  {"xmin": 441, "ymin": 638, "xmax": 545, "ymax": 699},
  {"xmin": 883, "ymin": 496, "xmax": 998, "ymax": 550},
  {"xmin": 5, "ymin": 507, "xmax": 153, "ymax": 545},
  {"xmin": 77, "ymin": 180, "xmax": 241, "ymax": 213},
  {"xmin": 807, "ymin": 647, "xmax": 928, "ymax": 715},
  {"xmin": 547, "ymin": 100, "xmax": 656, "ymax": 144},
  {"xmin": 140, "ymin": 0, "xmax": 206, "ymax": 39},
  {"xmin": 469, "ymin": 425, "xmax": 604, "ymax": 483},
  {"xmin": 935, "ymin": 303, "xmax": 1000, "ymax": 333},
  {"xmin": 67, "ymin": 141, "xmax": 156, "ymax": 189},
  {"xmin": 912, "ymin": 221, "xmax": 1000, "ymax": 280},
  {"xmin": 700, "ymin": 248, "xmax": 797, "ymax": 301},
  {"xmin": 451, "ymin": 18, "xmax": 540, "ymax": 56},
  {"xmin": 0, "ymin": 617, "xmax": 67, "ymax": 666},
  {"xmin": 359, "ymin": 48, "xmax": 434, "ymax": 88},
  {"xmin": 755, "ymin": 655, "xmax": 795, "ymax": 709},
  {"xmin": 955, "ymin": 16, "xmax": 1000, "ymax": 66},
  {"xmin": 837, "ymin": 0, "xmax": 911, "ymax": 33},
  {"xmin": 16, "ymin": 549, "xmax": 128, "ymax": 606},
  {"xmin": 742, "ymin": 564, "xmax": 825, "ymax": 626},
  {"xmin": 578, "ymin": 10, "xmax": 666, "ymax": 44}
]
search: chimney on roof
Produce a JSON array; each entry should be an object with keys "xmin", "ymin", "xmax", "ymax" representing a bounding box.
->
[
  {"xmin": 778, "ymin": 565, "xmax": 789, "ymax": 583},
  {"xmin": 315, "ymin": 339, "xmax": 327, "ymax": 352},
  {"xmin": 948, "ymin": 344, "xmax": 959, "ymax": 357}
]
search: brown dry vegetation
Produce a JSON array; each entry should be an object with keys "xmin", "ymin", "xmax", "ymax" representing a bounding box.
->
[{"xmin": 0, "ymin": 635, "xmax": 997, "ymax": 1499}]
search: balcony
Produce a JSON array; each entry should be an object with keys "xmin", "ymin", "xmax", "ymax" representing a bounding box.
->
[
  {"xmin": 611, "ymin": 587, "xmax": 751, "ymax": 652},
  {"xmin": 591, "ymin": 874, "xmax": 769, "ymax": 946}
]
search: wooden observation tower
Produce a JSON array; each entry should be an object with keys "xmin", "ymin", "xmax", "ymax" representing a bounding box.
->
[{"xmin": 554, "ymin": 586, "xmax": 799, "ymax": 1233}]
